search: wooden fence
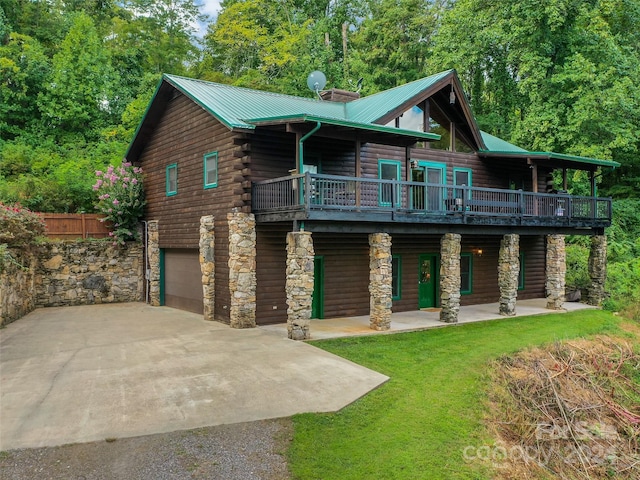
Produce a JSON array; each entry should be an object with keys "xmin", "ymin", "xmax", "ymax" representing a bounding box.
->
[{"xmin": 41, "ymin": 213, "xmax": 111, "ymax": 240}]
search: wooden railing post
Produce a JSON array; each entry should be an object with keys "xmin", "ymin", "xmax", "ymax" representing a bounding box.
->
[{"xmin": 81, "ymin": 213, "xmax": 87, "ymax": 239}]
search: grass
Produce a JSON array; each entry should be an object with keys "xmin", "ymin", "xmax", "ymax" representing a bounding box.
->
[{"xmin": 287, "ymin": 310, "xmax": 623, "ymax": 480}]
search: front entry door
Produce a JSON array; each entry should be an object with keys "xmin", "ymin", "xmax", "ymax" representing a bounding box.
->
[
  {"xmin": 312, "ymin": 256, "xmax": 324, "ymax": 319},
  {"xmin": 418, "ymin": 254, "xmax": 438, "ymax": 308}
]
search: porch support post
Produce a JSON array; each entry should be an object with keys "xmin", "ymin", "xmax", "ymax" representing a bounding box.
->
[
  {"xmin": 498, "ymin": 234, "xmax": 520, "ymax": 316},
  {"xmin": 439, "ymin": 233, "xmax": 461, "ymax": 323},
  {"xmin": 286, "ymin": 231, "xmax": 314, "ymax": 340},
  {"xmin": 199, "ymin": 215, "xmax": 215, "ymax": 321},
  {"xmin": 369, "ymin": 232, "xmax": 392, "ymax": 331},
  {"xmin": 587, "ymin": 235, "xmax": 607, "ymax": 306},
  {"xmin": 545, "ymin": 234, "xmax": 566, "ymax": 310},
  {"xmin": 228, "ymin": 211, "xmax": 257, "ymax": 328},
  {"xmin": 147, "ymin": 220, "xmax": 161, "ymax": 306}
]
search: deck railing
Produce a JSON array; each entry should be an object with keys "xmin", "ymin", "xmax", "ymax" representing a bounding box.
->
[{"xmin": 252, "ymin": 173, "xmax": 612, "ymax": 222}]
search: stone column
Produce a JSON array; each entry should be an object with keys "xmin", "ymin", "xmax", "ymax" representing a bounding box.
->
[
  {"xmin": 147, "ymin": 220, "xmax": 161, "ymax": 306},
  {"xmin": 439, "ymin": 233, "xmax": 461, "ymax": 323},
  {"xmin": 286, "ymin": 231, "xmax": 314, "ymax": 340},
  {"xmin": 545, "ymin": 234, "xmax": 566, "ymax": 310},
  {"xmin": 228, "ymin": 212, "xmax": 256, "ymax": 328},
  {"xmin": 587, "ymin": 235, "xmax": 607, "ymax": 306},
  {"xmin": 199, "ymin": 215, "xmax": 215, "ymax": 321},
  {"xmin": 369, "ymin": 233, "xmax": 392, "ymax": 331},
  {"xmin": 498, "ymin": 234, "xmax": 520, "ymax": 316}
]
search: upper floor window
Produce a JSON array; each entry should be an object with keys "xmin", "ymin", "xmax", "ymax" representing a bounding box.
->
[
  {"xmin": 204, "ymin": 151, "xmax": 218, "ymax": 189},
  {"xmin": 386, "ymin": 105, "xmax": 425, "ymax": 132},
  {"xmin": 166, "ymin": 163, "xmax": 177, "ymax": 196}
]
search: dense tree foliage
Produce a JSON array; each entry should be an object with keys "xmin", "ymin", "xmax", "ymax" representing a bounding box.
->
[{"xmin": 0, "ymin": 0, "xmax": 638, "ymax": 212}]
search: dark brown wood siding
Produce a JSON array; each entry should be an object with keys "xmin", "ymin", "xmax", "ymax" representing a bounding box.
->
[
  {"xmin": 255, "ymin": 223, "xmax": 289, "ymax": 325},
  {"xmin": 313, "ymin": 233, "xmax": 370, "ymax": 318},
  {"xmin": 518, "ymin": 235, "xmax": 546, "ymax": 300},
  {"xmin": 139, "ymin": 92, "xmax": 243, "ymax": 322}
]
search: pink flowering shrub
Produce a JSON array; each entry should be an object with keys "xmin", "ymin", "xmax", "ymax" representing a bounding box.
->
[
  {"xmin": 0, "ymin": 203, "xmax": 46, "ymax": 246},
  {"xmin": 93, "ymin": 162, "xmax": 145, "ymax": 245}
]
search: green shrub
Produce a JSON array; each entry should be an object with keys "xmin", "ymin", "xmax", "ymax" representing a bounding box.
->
[
  {"xmin": 565, "ymin": 243, "xmax": 589, "ymax": 291},
  {"xmin": 0, "ymin": 203, "xmax": 46, "ymax": 246},
  {"xmin": 603, "ymin": 257, "xmax": 640, "ymax": 314}
]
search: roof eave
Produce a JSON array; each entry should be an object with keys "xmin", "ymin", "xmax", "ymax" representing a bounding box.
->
[
  {"xmin": 478, "ymin": 150, "xmax": 620, "ymax": 169},
  {"xmin": 244, "ymin": 114, "xmax": 441, "ymax": 142}
]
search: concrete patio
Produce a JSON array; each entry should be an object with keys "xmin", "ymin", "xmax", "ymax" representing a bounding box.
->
[{"xmin": 260, "ymin": 298, "xmax": 598, "ymax": 340}]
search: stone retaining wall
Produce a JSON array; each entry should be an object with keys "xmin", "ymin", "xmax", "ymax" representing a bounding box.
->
[
  {"xmin": 0, "ymin": 250, "xmax": 37, "ymax": 326},
  {"xmin": 1, "ymin": 240, "xmax": 144, "ymax": 325},
  {"xmin": 35, "ymin": 241, "xmax": 143, "ymax": 307}
]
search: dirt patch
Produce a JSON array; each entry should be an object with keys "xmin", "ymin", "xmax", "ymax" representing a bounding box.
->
[
  {"xmin": 484, "ymin": 334, "xmax": 640, "ymax": 479},
  {"xmin": 0, "ymin": 418, "xmax": 292, "ymax": 480}
]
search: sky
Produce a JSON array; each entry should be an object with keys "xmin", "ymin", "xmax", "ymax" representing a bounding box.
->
[{"xmin": 196, "ymin": 0, "xmax": 222, "ymax": 36}]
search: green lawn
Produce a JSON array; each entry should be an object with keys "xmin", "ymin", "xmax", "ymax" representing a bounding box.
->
[{"xmin": 288, "ymin": 310, "xmax": 623, "ymax": 480}]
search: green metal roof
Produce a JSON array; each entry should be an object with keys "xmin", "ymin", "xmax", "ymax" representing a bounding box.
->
[
  {"xmin": 127, "ymin": 73, "xmax": 618, "ymax": 170},
  {"xmin": 164, "ymin": 74, "xmax": 348, "ymax": 130},
  {"xmin": 479, "ymin": 131, "xmax": 620, "ymax": 168},
  {"xmin": 345, "ymin": 70, "xmax": 454, "ymax": 123},
  {"xmin": 163, "ymin": 73, "xmax": 443, "ymax": 140},
  {"xmin": 480, "ymin": 131, "xmax": 528, "ymax": 152}
]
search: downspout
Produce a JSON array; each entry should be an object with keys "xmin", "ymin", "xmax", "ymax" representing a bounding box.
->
[
  {"xmin": 298, "ymin": 121, "xmax": 322, "ymax": 173},
  {"xmin": 297, "ymin": 121, "xmax": 322, "ymax": 216}
]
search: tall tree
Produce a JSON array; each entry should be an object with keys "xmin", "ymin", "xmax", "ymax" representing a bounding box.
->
[
  {"xmin": 38, "ymin": 12, "xmax": 116, "ymax": 141},
  {"xmin": 350, "ymin": 0, "xmax": 449, "ymax": 92},
  {"xmin": 0, "ymin": 33, "xmax": 50, "ymax": 139},
  {"xmin": 430, "ymin": 0, "xmax": 640, "ymax": 197},
  {"xmin": 119, "ymin": 0, "xmax": 207, "ymax": 75}
]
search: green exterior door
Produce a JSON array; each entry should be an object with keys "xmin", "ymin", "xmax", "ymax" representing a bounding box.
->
[
  {"xmin": 312, "ymin": 256, "xmax": 324, "ymax": 319},
  {"xmin": 418, "ymin": 254, "xmax": 438, "ymax": 308}
]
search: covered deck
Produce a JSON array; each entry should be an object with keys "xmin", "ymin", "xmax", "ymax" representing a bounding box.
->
[{"xmin": 252, "ymin": 173, "xmax": 612, "ymax": 230}]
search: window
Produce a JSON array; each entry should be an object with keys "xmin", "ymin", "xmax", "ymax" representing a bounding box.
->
[
  {"xmin": 460, "ymin": 253, "xmax": 472, "ymax": 294},
  {"xmin": 518, "ymin": 253, "xmax": 525, "ymax": 290},
  {"xmin": 378, "ymin": 160, "xmax": 401, "ymax": 206},
  {"xmin": 204, "ymin": 152, "xmax": 218, "ymax": 189},
  {"xmin": 392, "ymin": 255, "xmax": 402, "ymax": 300},
  {"xmin": 166, "ymin": 164, "xmax": 177, "ymax": 196},
  {"xmin": 385, "ymin": 105, "xmax": 426, "ymax": 133}
]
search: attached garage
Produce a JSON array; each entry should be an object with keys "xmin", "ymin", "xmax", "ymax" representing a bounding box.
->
[{"xmin": 162, "ymin": 249, "xmax": 203, "ymax": 314}]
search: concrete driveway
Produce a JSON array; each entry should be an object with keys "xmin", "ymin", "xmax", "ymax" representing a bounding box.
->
[{"xmin": 0, "ymin": 304, "xmax": 388, "ymax": 450}]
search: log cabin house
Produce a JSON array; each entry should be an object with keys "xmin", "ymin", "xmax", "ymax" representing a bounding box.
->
[{"xmin": 125, "ymin": 69, "xmax": 617, "ymax": 339}]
